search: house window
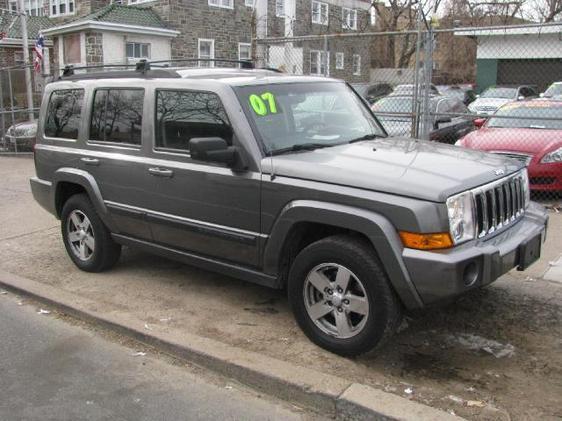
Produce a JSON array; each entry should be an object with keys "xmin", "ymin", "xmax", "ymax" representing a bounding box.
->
[
  {"xmin": 342, "ymin": 8, "xmax": 357, "ymax": 30},
  {"xmin": 155, "ymin": 90, "xmax": 232, "ymax": 152},
  {"xmin": 10, "ymin": 0, "xmax": 44, "ymax": 16},
  {"xmin": 63, "ymin": 33, "xmax": 81, "ymax": 65},
  {"xmin": 310, "ymin": 50, "xmax": 329, "ymax": 76},
  {"xmin": 370, "ymin": 6, "xmax": 376, "ymax": 26},
  {"xmin": 90, "ymin": 89, "xmax": 144, "ymax": 145},
  {"xmin": 352, "ymin": 54, "xmax": 361, "ymax": 75},
  {"xmin": 126, "ymin": 42, "xmax": 150, "ymax": 59},
  {"xmin": 238, "ymin": 42, "xmax": 251, "ymax": 65},
  {"xmin": 50, "ymin": 0, "xmax": 75, "ymax": 16},
  {"xmin": 128, "ymin": 0, "xmax": 155, "ymax": 4},
  {"xmin": 311, "ymin": 0, "xmax": 328, "ymax": 25},
  {"xmin": 14, "ymin": 51, "xmax": 24, "ymax": 65},
  {"xmin": 198, "ymin": 38, "xmax": 215, "ymax": 67},
  {"xmin": 208, "ymin": 0, "xmax": 233, "ymax": 9},
  {"xmin": 335, "ymin": 52, "xmax": 344, "ymax": 70},
  {"xmin": 44, "ymin": 89, "xmax": 84, "ymax": 139},
  {"xmin": 244, "ymin": 0, "xmax": 253, "ymax": 7},
  {"xmin": 275, "ymin": 0, "xmax": 284, "ymax": 16}
]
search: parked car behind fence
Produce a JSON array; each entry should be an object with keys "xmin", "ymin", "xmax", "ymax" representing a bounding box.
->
[
  {"xmin": 457, "ymin": 100, "xmax": 562, "ymax": 196},
  {"xmin": 371, "ymin": 94, "xmax": 474, "ymax": 144}
]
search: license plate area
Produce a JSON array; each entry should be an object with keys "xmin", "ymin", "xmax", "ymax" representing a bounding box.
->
[{"xmin": 517, "ymin": 233, "xmax": 542, "ymax": 271}]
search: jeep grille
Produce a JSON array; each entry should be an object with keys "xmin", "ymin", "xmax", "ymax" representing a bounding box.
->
[{"xmin": 473, "ymin": 171, "xmax": 527, "ymax": 238}]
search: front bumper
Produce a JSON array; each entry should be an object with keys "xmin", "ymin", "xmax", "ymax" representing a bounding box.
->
[{"xmin": 402, "ymin": 202, "xmax": 548, "ymax": 306}]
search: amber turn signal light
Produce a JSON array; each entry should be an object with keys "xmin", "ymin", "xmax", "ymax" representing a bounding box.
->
[{"xmin": 399, "ymin": 231, "xmax": 453, "ymax": 250}]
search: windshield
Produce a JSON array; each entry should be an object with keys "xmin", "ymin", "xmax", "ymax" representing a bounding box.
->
[
  {"xmin": 480, "ymin": 87, "xmax": 517, "ymax": 99},
  {"xmin": 544, "ymin": 83, "xmax": 562, "ymax": 98},
  {"xmin": 235, "ymin": 82, "xmax": 384, "ymax": 154},
  {"xmin": 487, "ymin": 103, "xmax": 562, "ymax": 130}
]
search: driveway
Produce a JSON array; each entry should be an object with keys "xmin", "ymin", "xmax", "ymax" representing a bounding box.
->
[{"xmin": 1, "ymin": 156, "xmax": 561, "ymax": 420}]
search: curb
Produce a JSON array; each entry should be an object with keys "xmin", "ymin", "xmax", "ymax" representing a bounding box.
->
[{"xmin": 0, "ymin": 269, "xmax": 460, "ymax": 421}]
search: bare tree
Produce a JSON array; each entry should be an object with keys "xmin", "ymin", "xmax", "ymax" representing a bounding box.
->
[
  {"xmin": 522, "ymin": 0, "xmax": 562, "ymax": 21},
  {"xmin": 370, "ymin": 0, "xmax": 443, "ymax": 68}
]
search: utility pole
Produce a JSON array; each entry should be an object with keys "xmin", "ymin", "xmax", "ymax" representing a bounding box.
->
[{"xmin": 17, "ymin": 0, "xmax": 34, "ymax": 121}]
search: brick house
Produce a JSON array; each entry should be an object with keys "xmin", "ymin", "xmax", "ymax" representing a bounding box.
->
[
  {"xmin": 0, "ymin": 13, "xmax": 54, "ymax": 108},
  {"xmin": 1, "ymin": 0, "xmax": 375, "ymax": 82},
  {"xmin": 42, "ymin": 5, "xmax": 178, "ymax": 71}
]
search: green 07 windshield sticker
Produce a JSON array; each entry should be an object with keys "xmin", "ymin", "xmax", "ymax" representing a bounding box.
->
[{"xmin": 249, "ymin": 92, "xmax": 277, "ymax": 116}]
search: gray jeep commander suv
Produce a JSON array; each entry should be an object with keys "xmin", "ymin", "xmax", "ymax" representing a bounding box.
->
[{"xmin": 31, "ymin": 62, "xmax": 548, "ymax": 356}]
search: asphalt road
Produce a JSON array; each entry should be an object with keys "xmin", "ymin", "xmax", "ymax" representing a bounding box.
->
[{"xmin": 0, "ymin": 293, "xmax": 319, "ymax": 421}]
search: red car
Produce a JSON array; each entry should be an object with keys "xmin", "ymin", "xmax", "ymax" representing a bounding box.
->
[{"xmin": 457, "ymin": 100, "xmax": 562, "ymax": 194}]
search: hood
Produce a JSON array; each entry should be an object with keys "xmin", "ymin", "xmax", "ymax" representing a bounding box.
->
[
  {"xmin": 459, "ymin": 127, "xmax": 562, "ymax": 159},
  {"xmin": 264, "ymin": 137, "xmax": 523, "ymax": 202},
  {"xmin": 470, "ymin": 97, "xmax": 511, "ymax": 110},
  {"xmin": 8, "ymin": 121, "xmax": 37, "ymax": 137}
]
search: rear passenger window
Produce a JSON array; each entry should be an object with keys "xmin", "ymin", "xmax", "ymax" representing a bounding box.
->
[
  {"xmin": 89, "ymin": 89, "xmax": 144, "ymax": 145},
  {"xmin": 155, "ymin": 90, "xmax": 232, "ymax": 152},
  {"xmin": 44, "ymin": 89, "xmax": 84, "ymax": 140}
]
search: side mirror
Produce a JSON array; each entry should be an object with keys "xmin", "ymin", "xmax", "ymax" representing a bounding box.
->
[
  {"xmin": 539, "ymin": 93, "xmax": 545, "ymax": 98},
  {"xmin": 474, "ymin": 118, "xmax": 486, "ymax": 128},
  {"xmin": 189, "ymin": 137, "xmax": 236, "ymax": 166},
  {"xmin": 434, "ymin": 116, "xmax": 452, "ymax": 129},
  {"xmin": 475, "ymin": 94, "xmax": 480, "ymax": 98},
  {"xmin": 518, "ymin": 95, "xmax": 525, "ymax": 101}
]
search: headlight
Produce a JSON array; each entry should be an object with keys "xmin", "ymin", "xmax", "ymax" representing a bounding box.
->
[
  {"xmin": 446, "ymin": 192, "xmax": 476, "ymax": 245},
  {"xmin": 541, "ymin": 147, "xmax": 562, "ymax": 164},
  {"xmin": 521, "ymin": 168, "xmax": 531, "ymax": 208}
]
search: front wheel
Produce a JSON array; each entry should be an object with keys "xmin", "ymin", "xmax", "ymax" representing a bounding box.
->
[{"xmin": 288, "ymin": 235, "xmax": 402, "ymax": 357}]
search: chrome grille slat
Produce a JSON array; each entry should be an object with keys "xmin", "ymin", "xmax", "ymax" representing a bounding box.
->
[
  {"xmin": 480, "ymin": 192, "xmax": 488, "ymax": 236},
  {"xmin": 497, "ymin": 187, "xmax": 505, "ymax": 228},
  {"xmin": 470, "ymin": 170, "xmax": 527, "ymax": 239},
  {"xmin": 505, "ymin": 183, "xmax": 512, "ymax": 222},
  {"xmin": 489, "ymin": 190, "xmax": 497, "ymax": 233}
]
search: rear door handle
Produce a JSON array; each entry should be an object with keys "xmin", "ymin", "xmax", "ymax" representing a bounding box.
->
[
  {"xmin": 81, "ymin": 157, "xmax": 100, "ymax": 166},
  {"xmin": 148, "ymin": 167, "xmax": 174, "ymax": 178}
]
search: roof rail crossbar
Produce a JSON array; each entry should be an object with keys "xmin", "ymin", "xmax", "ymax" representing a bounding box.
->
[
  {"xmin": 135, "ymin": 59, "xmax": 151, "ymax": 73},
  {"xmin": 60, "ymin": 63, "xmax": 136, "ymax": 78},
  {"xmin": 148, "ymin": 58, "xmax": 255, "ymax": 69}
]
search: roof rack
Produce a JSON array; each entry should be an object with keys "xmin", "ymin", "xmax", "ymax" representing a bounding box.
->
[{"xmin": 58, "ymin": 58, "xmax": 257, "ymax": 80}]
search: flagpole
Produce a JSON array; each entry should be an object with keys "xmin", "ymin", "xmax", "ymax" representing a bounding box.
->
[{"xmin": 17, "ymin": 0, "xmax": 35, "ymax": 121}]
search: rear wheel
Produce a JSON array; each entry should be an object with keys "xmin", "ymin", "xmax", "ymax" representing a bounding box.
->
[
  {"xmin": 61, "ymin": 194, "xmax": 121, "ymax": 272},
  {"xmin": 288, "ymin": 235, "xmax": 402, "ymax": 357}
]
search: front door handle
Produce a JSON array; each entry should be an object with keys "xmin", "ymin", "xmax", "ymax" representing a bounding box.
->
[
  {"xmin": 148, "ymin": 167, "xmax": 174, "ymax": 178},
  {"xmin": 81, "ymin": 157, "xmax": 100, "ymax": 166}
]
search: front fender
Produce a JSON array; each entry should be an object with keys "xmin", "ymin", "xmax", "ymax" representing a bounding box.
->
[
  {"xmin": 51, "ymin": 168, "xmax": 117, "ymax": 232},
  {"xmin": 263, "ymin": 200, "xmax": 423, "ymax": 310}
]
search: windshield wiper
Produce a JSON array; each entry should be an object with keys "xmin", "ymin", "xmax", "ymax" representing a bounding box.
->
[
  {"xmin": 270, "ymin": 142, "xmax": 334, "ymax": 156},
  {"xmin": 347, "ymin": 133, "xmax": 380, "ymax": 144}
]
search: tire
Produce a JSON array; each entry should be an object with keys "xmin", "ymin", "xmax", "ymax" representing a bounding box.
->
[
  {"xmin": 60, "ymin": 193, "xmax": 121, "ymax": 272},
  {"xmin": 287, "ymin": 235, "xmax": 402, "ymax": 357}
]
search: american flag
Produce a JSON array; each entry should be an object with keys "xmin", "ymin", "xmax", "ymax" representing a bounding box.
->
[{"xmin": 34, "ymin": 33, "xmax": 44, "ymax": 74}]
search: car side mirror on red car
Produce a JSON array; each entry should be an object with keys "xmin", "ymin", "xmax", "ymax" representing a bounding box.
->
[{"xmin": 474, "ymin": 118, "xmax": 486, "ymax": 129}]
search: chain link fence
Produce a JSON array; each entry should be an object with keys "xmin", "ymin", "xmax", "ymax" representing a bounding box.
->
[
  {"xmin": 0, "ymin": 64, "xmax": 41, "ymax": 153},
  {"xmin": 256, "ymin": 21, "xmax": 562, "ymax": 202}
]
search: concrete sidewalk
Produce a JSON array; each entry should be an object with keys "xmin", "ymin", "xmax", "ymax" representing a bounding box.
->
[{"xmin": 0, "ymin": 270, "xmax": 458, "ymax": 421}]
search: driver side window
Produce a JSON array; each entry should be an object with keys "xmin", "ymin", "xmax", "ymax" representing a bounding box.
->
[{"xmin": 155, "ymin": 90, "xmax": 232, "ymax": 153}]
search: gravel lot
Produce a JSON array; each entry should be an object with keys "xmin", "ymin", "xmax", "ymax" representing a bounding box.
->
[{"xmin": 1, "ymin": 156, "xmax": 561, "ymax": 420}]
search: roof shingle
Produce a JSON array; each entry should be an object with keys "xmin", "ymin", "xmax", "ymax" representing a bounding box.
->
[
  {"xmin": 0, "ymin": 14, "xmax": 54, "ymax": 39},
  {"xmin": 70, "ymin": 4, "xmax": 168, "ymax": 29}
]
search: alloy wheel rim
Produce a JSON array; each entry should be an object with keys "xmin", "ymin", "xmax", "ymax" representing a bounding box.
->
[
  {"xmin": 67, "ymin": 210, "xmax": 95, "ymax": 261},
  {"xmin": 303, "ymin": 263, "xmax": 369, "ymax": 339}
]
